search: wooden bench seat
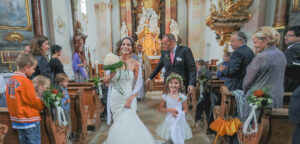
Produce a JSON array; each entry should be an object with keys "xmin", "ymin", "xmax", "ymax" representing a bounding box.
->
[
  {"xmin": 0, "ymin": 107, "xmax": 68, "ymax": 144},
  {"xmin": 67, "ymin": 84, "xmax": 103, "ymax": 143},
  {"xmin": 216, "ymin": 86, "xmax": 294, "ymax": 144}
]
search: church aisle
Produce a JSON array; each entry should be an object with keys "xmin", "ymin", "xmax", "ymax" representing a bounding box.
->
[{"xmin": 89, "ymin": 91, "xmax": 212, "ymax": 144}]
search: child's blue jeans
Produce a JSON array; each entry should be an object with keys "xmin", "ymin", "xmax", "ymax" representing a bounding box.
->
[{"xmin": 17, "ymin": 123, "xmax": 41, "ymax": 144}]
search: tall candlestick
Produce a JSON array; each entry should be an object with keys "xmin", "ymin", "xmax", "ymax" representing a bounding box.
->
[{"xmin": 95, "ymin": 60, "xmax": 99, "ymax": 77}]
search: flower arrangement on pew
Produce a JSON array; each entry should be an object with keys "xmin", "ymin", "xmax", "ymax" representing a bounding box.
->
[
  {"xmin": 43, "ymin": 87, "xmax": 68, "ymax": 126},
  {"xmin": 43, "ymin": 88, "xmax": 63, "ymax": 108},
  {"xmin": 246, "ymin": 88, "xmax": 272, "ymax": 108},
  {"xmin": 243, "ymin": 87, "xmax": 273, "ymax": 135}
]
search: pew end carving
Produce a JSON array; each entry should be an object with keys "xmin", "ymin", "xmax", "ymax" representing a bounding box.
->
[{"xmin": 0, "ymin": 123, "xmax": 8, "ymax": 144}]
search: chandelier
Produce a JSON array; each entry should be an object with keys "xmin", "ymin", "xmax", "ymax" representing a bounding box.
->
[{"xmin": 206, "ymin": 0, "xmax": 253, "ymax": 47}]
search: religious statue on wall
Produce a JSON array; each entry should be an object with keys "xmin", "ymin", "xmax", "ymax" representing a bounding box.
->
[
  {"xmin": 120, "ymin": 21, "xmax": 128, "ymax": 39},
  {"xmin": 170, "ymin": 19, "xmax": 179, "ymax": 42}
]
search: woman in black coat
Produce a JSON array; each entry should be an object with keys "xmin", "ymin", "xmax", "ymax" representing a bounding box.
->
[{"xmin": 49, "ymin": 44, "xmax": 65, "ymax": 82}]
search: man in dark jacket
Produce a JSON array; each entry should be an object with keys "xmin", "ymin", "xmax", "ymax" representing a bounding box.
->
[
  {"xmin": 219, "ymin": 31, "xmax": 255, "ymax": 91},
  {"xmin": 289, "ymin": 86, "xmax": 300, "ymax": 144},
  {"xmin": 145, "ymin": 34, "xmax": 196, "ymax": 94},
  {"xmin": 284, "ymin": 26, "xmax": 300, "ymax": 92}
]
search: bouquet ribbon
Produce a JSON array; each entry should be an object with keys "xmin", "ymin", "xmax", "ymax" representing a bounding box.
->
[
  {"xmin": 243, "ymin": 104, "xmax": 258, "ymax": 135},
  {"xmin": 54, "ymin": 102, "xmax": 68, "ymax": 126}
]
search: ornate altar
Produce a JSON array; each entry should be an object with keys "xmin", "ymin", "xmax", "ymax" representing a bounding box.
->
[
  {"xmin": 135, "ymin": 11, "xmax": 161, "ymax": 56},
  {"xmin": 206, "ymin": 0, "xmax": 253, "ymax": 51}
]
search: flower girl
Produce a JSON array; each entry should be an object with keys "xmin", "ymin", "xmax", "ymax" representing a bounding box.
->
[{"xmin": 156, "ymin": 73, "xmax": 193, "ymax": 144}]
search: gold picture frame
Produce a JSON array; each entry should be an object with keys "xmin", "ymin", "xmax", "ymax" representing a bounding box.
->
[
  {"xmin": 292, "ymin": 0, "xmax": 300, "ymax": 12},
  {"xmin": 0, "ymin": 51, "xmax": 23, "ymax": 63},
  {"xmin": 0, "ymin": 0, "xmax": 32, "ymax": 31}
]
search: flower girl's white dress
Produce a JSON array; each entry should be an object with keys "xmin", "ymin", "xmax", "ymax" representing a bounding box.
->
[
  {"xmin": 105, "ymin": 70, "xmax": 156, "ymax": 144},
  {"xmin": 155, "ymin": 93, "xmax": 193, "ymax": 142}
]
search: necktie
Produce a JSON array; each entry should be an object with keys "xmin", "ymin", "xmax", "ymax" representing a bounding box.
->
[{"xmin": 170, "ymin": 51, "xmax": 174, "ymax": 64}]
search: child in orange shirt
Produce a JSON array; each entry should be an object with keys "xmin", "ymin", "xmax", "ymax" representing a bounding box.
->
[{"xmin": 6, "ymin": 52, "xmax": 45, "ymax": 144}]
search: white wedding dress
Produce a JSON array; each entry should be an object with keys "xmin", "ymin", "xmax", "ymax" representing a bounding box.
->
[{"xmin": 105, "ymin": 70, "xmax": 157, "ymax": 144}]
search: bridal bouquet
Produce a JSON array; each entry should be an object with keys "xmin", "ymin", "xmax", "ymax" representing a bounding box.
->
[
  {"xmin": 43, "ymin": 87, "xmax": 63, "ymax": 108},
  {"xmin": 246, "ymin": 88, "xmax": 272, "ymax": 108},
  {"xmin": 103, "ymin": 53, "xmax": 123, "ymax": 72}
]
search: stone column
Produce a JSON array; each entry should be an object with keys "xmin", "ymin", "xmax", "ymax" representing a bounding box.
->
[
  {"xmin": 170, "ymin": 0, "xmax": 177, "ymax": 21},
  {"xmin": 165, "ymin": 0, "xmax": 171, "ymax": 33},
  {"xmin": 95, "ymin": 2, "xmax": 113, "ymax": 62},
  {"xmin": 32, "ymin": 0, "xmax": 43, "ymax": 35},
  {"xmin": 46, "ymin": 0, "xmax": 74, "ymax": 78},
  {"xmin": 125, "ymin": 0, "xmax": 132, "ymax": 36},
  {"xmin": 273, "ymin": 0, "xmax": 288, "ymax": 28},
  {"xmin": 187, "ymin": 0, "xmax": 206, "ymax": 59}
]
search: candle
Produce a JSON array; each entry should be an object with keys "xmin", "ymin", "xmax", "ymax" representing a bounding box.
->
[{"xmin": 95, "ymin": 60, "xmax": 99, "ymax": 76}]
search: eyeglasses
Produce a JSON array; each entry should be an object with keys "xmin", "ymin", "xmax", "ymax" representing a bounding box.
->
[{"xmin": 285, "ymin": 34, "xmax": 296, "ymax": 37}]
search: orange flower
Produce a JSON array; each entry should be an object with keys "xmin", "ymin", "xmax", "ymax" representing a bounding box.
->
[
  {"xmin": 51, "ymin": 89, "xmax": 59, "ymax": 94},
  {"xmin": 254, "ymin": 90, "xmax": 264, "ymax": 97}
]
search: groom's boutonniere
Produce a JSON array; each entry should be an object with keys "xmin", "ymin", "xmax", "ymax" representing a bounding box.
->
[
  {"xmin": 165, "ymin": 54, "xmax": 169, "ymax": 59},
  {"xmin": 176, "ymin": 57, "xmax": 182, "ymax": 62}
]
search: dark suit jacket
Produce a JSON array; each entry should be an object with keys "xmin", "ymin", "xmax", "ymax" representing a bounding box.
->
[
  {"xmin": 289, "ymin": 86, "xmax": 300, "ymax": 124},
  {"xmin": 284, "ymin": 42, "xmax": 300, "ymax": 91},
  {"xmin": 221, "ymin": 45, "xmax": 254, "ymax": 91},
  {"xmin": 149, "ymin": 45, "xmax": 196, "ymax": 87}
]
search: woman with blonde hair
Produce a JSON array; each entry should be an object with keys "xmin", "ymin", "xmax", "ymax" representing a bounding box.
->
[{"xmin": 242, "ymin": 26, "xmax": 287, "ymax": 120}]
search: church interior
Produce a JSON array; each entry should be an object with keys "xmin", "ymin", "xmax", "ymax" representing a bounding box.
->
[{"xmin": 1, "ymin": 0, "xmax": 300, "ymax": 144}]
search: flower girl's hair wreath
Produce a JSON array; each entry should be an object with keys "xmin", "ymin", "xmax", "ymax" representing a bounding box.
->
[{"xmin": 165, "ymin": 73, "xmax": 184, "ymax": 93}]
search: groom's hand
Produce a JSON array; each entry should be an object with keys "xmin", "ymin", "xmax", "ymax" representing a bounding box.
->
[
  {"xmin": 144, "ymin": 79, "xmax": 150, "ymax": 86},
  {"xmin": 187, "ymin": 85, "xmax": 194, "ymax": 95}
]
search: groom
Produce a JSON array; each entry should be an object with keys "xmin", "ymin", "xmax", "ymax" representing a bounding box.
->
[{"xmin": 145, "ymin": 34, "xmax": 196, "ymax": 94}]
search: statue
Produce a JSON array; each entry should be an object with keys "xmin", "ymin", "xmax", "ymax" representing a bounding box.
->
[
  {"xmin": 120, "ymin": 22, "xmax": 128, "ymax": 39},
  {"xmin": 136, "ymin": 8, "xmax": 147, "ymax": 34},
  {"xmin": 170, "ymin": 19, "xmax": 179, "ymax": 41},
  {"xmin": 149, "ymin": 11, "xmax": 160, "ymax": 34}
]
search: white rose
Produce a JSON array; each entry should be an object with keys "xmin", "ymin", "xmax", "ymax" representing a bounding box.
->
[{"xmin": 104, "ymin": 53, "xmax": 120, "ymax": 65}]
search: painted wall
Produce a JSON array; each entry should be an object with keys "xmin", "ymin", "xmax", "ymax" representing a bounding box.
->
[
  {"xmin": 187, "ymin": 0, "xmax": 206, "ymax": 60},
  {"xmin": 111, "ymin": 0, "xmax": 121, "ymax": 53},
  {"xmin": 203, "ymin": 0, "xmax": 272, "ymax": 63},
  {"xmin": 177, "ymin": 0, "xmax": 188, "ymax": 46},
  {"xmin": 46, "ymin": 0, "xmax": 74, "ymax": 79}
]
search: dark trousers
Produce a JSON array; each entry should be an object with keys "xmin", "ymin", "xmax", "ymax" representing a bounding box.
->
[{"xmin": 293, "ymin": 124, "xmax": 300, "ymax": 144}]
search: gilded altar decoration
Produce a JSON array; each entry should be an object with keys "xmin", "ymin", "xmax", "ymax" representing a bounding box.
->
[
  {"xmin": 206, "ymin": 0, "xmax": 253, "ymax": 46},
  {"xmin": 133, "ymin": 0, "xmax": 164, "ymax": 56},
  {"xmin": 5, "ymin": 31, "xmax": 25, "ymax": 43}
]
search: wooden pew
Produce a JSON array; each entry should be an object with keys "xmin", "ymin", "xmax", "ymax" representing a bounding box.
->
[
  {"xmin": 283, "ymin": 92, "xmax": 293, "ymax": 108},
  {"xmin": 67, "ymin": 84, "xmax": 102, "ymax": 127},
  {"xmin": 67, "ymin": 84, "xmax": 103, "ymax": 144},
  {"xmin": 0, "ymin": 107, "xmax": 68, "ymax": 144},
  {"xmin": 217, "ymin": 86, "xmax": 294, "ymax": 144},
  {"xmin": 0, "ymin": 123, "xmax": 8, "ymax": 144}
]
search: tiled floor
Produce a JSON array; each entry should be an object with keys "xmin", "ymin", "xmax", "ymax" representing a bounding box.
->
[{"xmin": 89, "ymin": 91, "xmax": 212, "ymax": 144}]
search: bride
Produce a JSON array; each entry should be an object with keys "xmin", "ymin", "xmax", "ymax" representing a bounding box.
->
[{"xmin": 104, "ymin": 37, "xmax": 157, "ymax": 144}]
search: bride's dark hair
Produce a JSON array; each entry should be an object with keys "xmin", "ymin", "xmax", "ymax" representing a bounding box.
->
[{"xmin": 120, "ymin": 36, "xmax": 136, "ymax": 53}]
